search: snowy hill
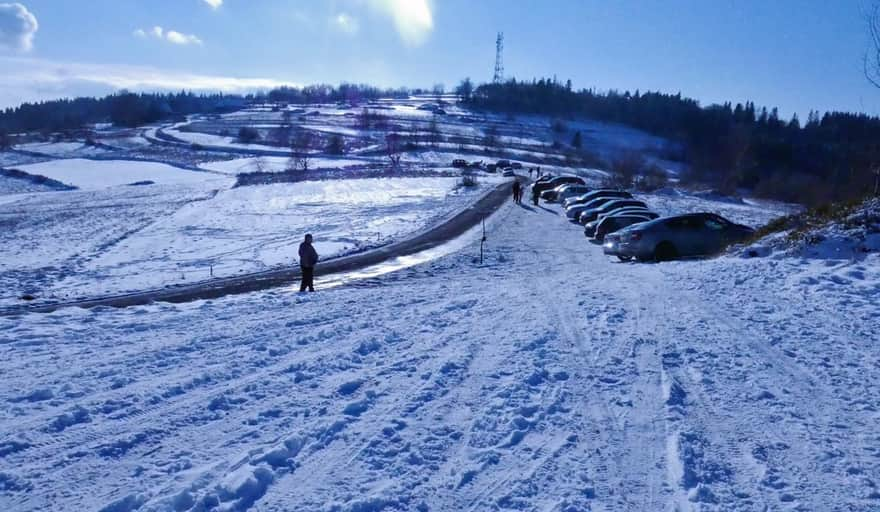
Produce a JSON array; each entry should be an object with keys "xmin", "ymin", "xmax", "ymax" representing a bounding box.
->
[
  {"xmin": 2, "ymin": 96, "xmax": 879, "ymax": 511},
  {"xmin": 2, "ymin": 189, "xmax": 879, "ymax": 511}
]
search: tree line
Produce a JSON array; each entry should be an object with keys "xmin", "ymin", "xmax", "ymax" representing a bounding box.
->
[
  {"xmin": 0, "ymin": 84, "xmax": 413, "ymax": 136},
  {"xmin": 460, "ymin": 78, "xmax": 880, "ymax": 205}
]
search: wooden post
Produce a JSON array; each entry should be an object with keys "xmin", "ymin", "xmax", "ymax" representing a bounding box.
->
[{"xmin": 480, "ymin": 218, "xmax": 486, "ymax": 264}]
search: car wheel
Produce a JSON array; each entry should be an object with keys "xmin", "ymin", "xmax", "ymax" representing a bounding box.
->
[
  {"xmin": 617, "ymin": 255, "xmax": 633, "ymax": 262},
  {"xmin": 653, "ymin": 241, "xmax": 678, "ymax": 262}
]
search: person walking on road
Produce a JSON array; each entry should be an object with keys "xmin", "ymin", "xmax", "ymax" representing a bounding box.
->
[
  {"xmin": 512, "ymin": 180, "xmax": 522, "ymax": 204},
  {"xmin": 532, "ymin": 183, "xmax": 540, "ymax": 205},
  {"xmin": 298, "ymin": 233, "xmax": 319, "ymax": 292}
]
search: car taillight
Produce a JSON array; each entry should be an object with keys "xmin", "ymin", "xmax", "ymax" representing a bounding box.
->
[{"xmin": 630, "ymin": 231, "xmax": 642, "ymax": 241}]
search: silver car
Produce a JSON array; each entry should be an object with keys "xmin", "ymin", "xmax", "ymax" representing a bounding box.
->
[
  {"xmin": 603, "ymin": 212, "xmax": 755, "ymax": 261},
  {"xmin": 577, "ymin": 199, "xmax": 649, "ymax": 225},
  {"xmin": 593, "ymin": 213, "xmax": 659, "ymax": 241},
  {"xmin": 585, "ymin": 210, "xmax": 658, "ymax": 238},
  {"xmin": 563, "ymin": 189, "xmax": 631, "ymax": 209},
  {"xmin": 564, "ymin": 196, "xmax": 622, "ymax": 221},
  {"xmin": 542, "ymin": 183, "xmax": 584, "ymax": 202}
]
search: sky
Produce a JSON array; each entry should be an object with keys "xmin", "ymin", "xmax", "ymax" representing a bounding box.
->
[{"xmin": 0, "ymin": 0, "xmax": 878, "ymax": 118}]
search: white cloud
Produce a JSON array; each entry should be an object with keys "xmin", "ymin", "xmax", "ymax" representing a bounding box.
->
[
  {"xmin": 370, "ymin": 0, "xmax": 433, "ymax": 46},
  {"xmin": 202, "ymin": 0, "xmax": 222, "ymax": 9},
  {"xmin": 0, "ymin": 56, "xmax": 299, "ymax": 108},
  {"xmin": 332, "ymin": 13, "xmax": 359, "ymax": 35},
  {"xmin": 166, "ymin": 30, "xmax": 203, "ymax": 46},
  {"xmin": 134, "ymin": 25, "xmax": 203, "ymax": 46},
  {"xmin": 0, "ymin": 2, "xmax": 38, "ymax": 52}
]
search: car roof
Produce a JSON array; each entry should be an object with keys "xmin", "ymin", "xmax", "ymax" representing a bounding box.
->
[
  {"xmin": 590, "ymin": 199, "xmax": 645, "ymax": 210},
  {"xmin": 599, "ymin": 213, "xmax": 652, "ymax": 223}
]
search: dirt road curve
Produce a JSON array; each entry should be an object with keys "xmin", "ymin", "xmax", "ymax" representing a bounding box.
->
[{"xmin": 1, "ymin": 180, "xmax": 514, "ymax": 315}]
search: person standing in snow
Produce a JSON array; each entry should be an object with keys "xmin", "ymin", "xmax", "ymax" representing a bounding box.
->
[
  {"xmin": 532, "ymin": 183, "xmax": 540, "ymax": 205},
  {"xmin": 298, "ymin": 233, "xmax": 319, "ymax": 292},
  {"xmin": 512, "ymin": 181, "xmax": 522, "ymax": 204}
]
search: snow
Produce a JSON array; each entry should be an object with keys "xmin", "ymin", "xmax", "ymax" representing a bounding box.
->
[
  {"xmin": 2, "ymin": 188, "xmax": 878, "ymax": 511},
  {"xmin": 163, "ymin": 127, "xmax": 279, "ymax": 152},
  {"xmin": 0, "ymin": 177, "xmax": 496, "ymax": 303},
  {"xmin": 3, "ymin": 94, "xmax": 878, "ymax": 511},
  {"xmin": 15, "ymin": 141, "xmax": 109, "ymax": 157},
  {"xmin": 199, "ymin": 156, "xmax": 369, "ymax": 175},
  {"xmin": 11, "ymin": 159, "xmax": 226, "ymax": 190},
  {"xmin": 0, "ymin": 175, "xmax": 56, "ymax": 196}
]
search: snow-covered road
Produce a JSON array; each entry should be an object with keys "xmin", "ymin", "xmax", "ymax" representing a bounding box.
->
[{"xmin": 1, "ymin": 199, "xmax": 878, "ymax": 511}]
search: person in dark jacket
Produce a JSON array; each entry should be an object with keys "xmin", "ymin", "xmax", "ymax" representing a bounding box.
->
[
  {"xmin": 512, "ymin": 181, "xmax": 522, "ymax": 204},
  {"xmin": 298, "ymin": 233, "xmax": 319, "ymax": 292}
]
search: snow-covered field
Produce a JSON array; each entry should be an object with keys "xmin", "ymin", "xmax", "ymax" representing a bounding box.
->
[
  {"xmin": 15, "ymin": 141, "xmax": 109, "ymax": 158},
  {"xmin": 200, "ymin": 156, "xmax": 370, "ymax": 175},
  {"xmin": 0, "ymin": 176, "xmax": 499, "ymax": 303},
  {"xmin": 3, "ymin": 95, "xmax": 878, "ymax": 511},
  {"xmin": 2, "ymin": 191, "xmax": 877, "ymax": 511},
  {"xmin": 11, "ymin": 159, "xmax": 223, "ymax": 190}
]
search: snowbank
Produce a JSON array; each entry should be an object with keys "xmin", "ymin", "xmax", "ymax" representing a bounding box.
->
[
  {"xmin": 742, "ymin": 197, "xmax": 880, "ymax": 259},
  {"xmin": 12, "ymin": 159, "xmax": 228, "ymax": 190}
]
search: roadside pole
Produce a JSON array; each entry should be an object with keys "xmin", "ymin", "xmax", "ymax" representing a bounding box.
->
[{"xmin": 480, "ymin": 218, "xmax": 486, "ymax": 264}]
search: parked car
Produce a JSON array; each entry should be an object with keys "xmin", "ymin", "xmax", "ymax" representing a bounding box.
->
[
  {"xmin": 593, "ymin": 213, "xmax": 660, "ymax": 241},
  {"xmin": 564, "ymin": 196, "xmax": 622, "ymax": 220},
  {"xmin": 496, "ymin": 159, "xmax": 511, "ymax": 168},
  {"xmin": 603, "ymin": 212, "xmax": 755, "ymax": 261},
  {"xmin": 584, "ymin": 209, "xmax": 658, "ymax": 237},
  {"xmin": 556, "ymin": 185, "xmax": 593, "ymax": 203},
  {"xmin": 502, "ymin": 168, "xmax": 515, "ymax": 177},
  {"xmin": 511, "ymin": 162, "xmax": 523, "ymax": 169},
  {"xmin": 532, "ymin": 175, "xmax": 584, "ymax": 196},
  {"xmin": 543, "ymin": 183, "xmax": 588, "ymax": 202},
  {"xmin": 486, "ymin": 164, "xmax": 498, "ymax": 173},
  {"xmin": 563, "ymin": 189, "xmax": 632, "ymax": 209},
  {"xmin": 578, "ymin": 199, "xmax": 649, "ymax": 225},
  {"xmin": 452, "ymin": 159, "xmax": 468, "ymax": 168}
]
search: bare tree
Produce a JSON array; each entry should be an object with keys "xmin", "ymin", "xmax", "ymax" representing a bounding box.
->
[
  {"xmin": 289, "ymin": 130, "xmax": 313, "ymax": 171},
  {"xmin": 432, "ymin": 83, "xmax": 445, "ymax": 103},
  {"xmin": 326, "ymin": 134, "xmax": 345, "ymax": 155},
  {"xmin": 407, "ymin": 120, "xmax": 421, "ymax": 149},
  {"xmin": 385, "ymin": 132, "xmax": 403, "ymax": 171},
  {"xmin": 357, "ymin": 107, "xmax": 372, "ymax": 130},
  {"xmin": 483, "ymin": 124, "xmax": 500, "ymax": 152},
  {"xmin": 428, "ymin": 114, "xmax": 442, "ymax": 147},
  {"xmin": 252, "ymin": 156, "xmax": 268, "ymax": 173},
  {"xmin": 273, "ymin": 123, "xmax": 292, "ymax": 148},
  {"xmin": 867, "ymin": 4, "xmax": 880, "ymax": 88}
]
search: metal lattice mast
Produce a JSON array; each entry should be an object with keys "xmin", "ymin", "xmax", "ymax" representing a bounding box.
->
[{"xmin": 493, "ymin": 32, "xmax": 504, "ymax": 83}]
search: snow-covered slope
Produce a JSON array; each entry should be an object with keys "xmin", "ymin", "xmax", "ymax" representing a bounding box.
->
[
  {"xmin": 12, "ymin": 159, "xmax": 222, "ymax": 190},
  {"xmin": 2, "ymin": 194, "xmax": 877, "ymax": 511},
  {"xmin": 0, "ymin": 177, "xmax": 499, "ymax": 304}
]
